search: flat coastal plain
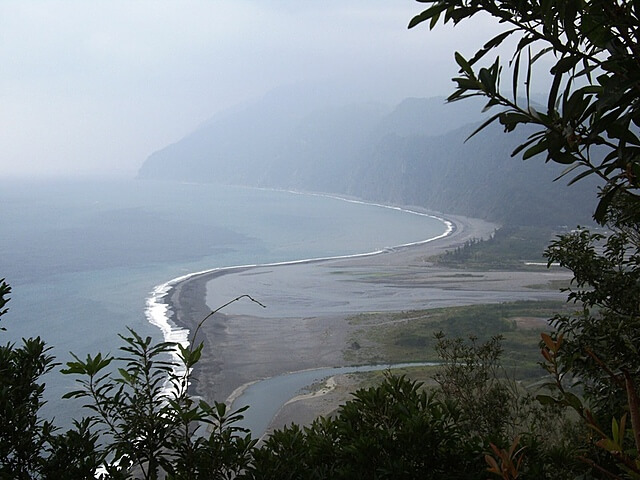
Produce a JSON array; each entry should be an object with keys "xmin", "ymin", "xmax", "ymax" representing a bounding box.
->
[{"xmin": 168, "ymin": 214, "xmax": 571, "ymax": 433}]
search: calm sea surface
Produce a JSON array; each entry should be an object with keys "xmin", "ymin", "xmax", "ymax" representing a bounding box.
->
[{"xmin": 0, "ymin": 178, "xmax": 447, "ymax": 425}]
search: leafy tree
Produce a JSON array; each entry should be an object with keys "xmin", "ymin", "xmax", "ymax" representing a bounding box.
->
[
  {"xmin": 434, "ymin": 334, "xmax": 584, "ymax": 479},
  {"xmin": 0, "ymin": 278, "xmax": 101, "ymax": 479},
  {"xmin": 62, "ymin": 311, "xmax": 259, "ymax": 479},
  {"xmin": 249, "ymin": 335, "xmax": 585, "ymax": 479},
  {"xmin": 409, "ymin": 0, "xmax": 640, "ymax": 222},
  {"xmin": 410, "ymin": 0, "xmax": 640, "ymax": 477},
  {"xmin": 537, "ymin": 228, "xmax": 640, "ymax": 478},
  {"xmin": 249, "ymin": 373, "xmax": 486, "ymax": 480},
  {"xmin": 1, "ymin": 279, "xmax": 257, "ymax": 479}
]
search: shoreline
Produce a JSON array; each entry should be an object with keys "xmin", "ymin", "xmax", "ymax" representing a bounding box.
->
[
  {"xmin": 143, "ymin": 200, "xmax": 460, "ymax": 396},
  {"xmin": 151, "ymin": 211, "xmax": 503, "ymax": 401},
  {"xmin": 146, "ymin": 202, "xmax": 570, "ymax": 433}
]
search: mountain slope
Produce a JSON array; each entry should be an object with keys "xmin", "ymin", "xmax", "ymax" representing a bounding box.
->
[{"xmin": 138, "ymin": 94, "xmax": 599, "ymax": 226}]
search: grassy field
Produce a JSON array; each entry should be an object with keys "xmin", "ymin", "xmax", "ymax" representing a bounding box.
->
[
  {"xmin": 433, "ymin": 225, "xmax": 565, "ymax": 270},
  {"xmin": 339, "ymin": 226, "xmax": 576, "ymax": 386},
  {"xmin": 344, "ymin": 300, "xmax": 573, "ymax": 381}
]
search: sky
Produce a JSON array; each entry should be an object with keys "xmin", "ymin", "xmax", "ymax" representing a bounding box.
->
[{"xmin": 0, "ymin": 1, "xmax": 503, "ymax": 178}]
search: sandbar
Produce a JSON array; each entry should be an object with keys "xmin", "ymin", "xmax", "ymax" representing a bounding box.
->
[{"xmin": 167, "ymin": 213, "xmax": 571, "ymax": 428}]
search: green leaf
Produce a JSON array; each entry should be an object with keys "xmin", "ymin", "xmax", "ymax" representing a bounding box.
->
[
  {"xmin": 530, "ymin": 46, "xmax": 553, "ymax": 64},
  {"xmin": 452, "ymin": 77, "xmax": 481, "ymax": 90},
  {"xmin": 499, "ymin": 112, "xmax": 531, "ymax": 132},
  {"xmin": 548, "ymin": 151, "xmax": 577, "ymax": 165},
  {"xmin": 118, "ymin": 368, "xmax": 134, "ymax": 384},
  {"xmin": 478, "ymin": 67, "xmax": 495, "ymax": 94},
  {"xmin": 554, "ymin": 163, "xmax": 581, "ymax": 182},
  {"xmin": 522, "ymin": 139, "xmax": 549, "ymax": 160},
  {"xmin": 454, "ymin": 52, "xmax": 473, "ymax": 77},
  {"xmin": 563, "ymin": 392, "xmax": 584, "ymax": 412},
  {"xmin": 468, "ymin": 29, "xmax": 516, "ymax": 66},
  {"xmin": 597, "ymin": 438, "xmax": 618, "ymax": 452},
  {"xmin": 567, "ymin": 167, "xmax": 598, "ymax": 185},
  {"xmin": 594, "ymin": 185, "xmax": 620, "ymax": 224},
  {"xmin": 429, "ymin": 10, "xmax": 441, "ymax": 29},
  {"xmin": 608, "ymin": 122, "xmax": 640, "ymax": 145},
  {"xmin": 62, "ymin": 389, "xmax": 89, "ymax": 399},
  {"xmin": 550, "ymin": 55, "xmax": 579, "ymax": 75},
  {"xmin": 408, "ymin": 5, "xmax": 447, "ymax": 29},
  {"xmin": 536, "ymin": 394, "xmax": 559, "ymax": 406},
  {"xmin": 464, "ymin": 112, "xmax": 502, "ymax": 142},
  {"xmin": 483, "ymin": 29, "xmax": 515, "ymax": 51}
]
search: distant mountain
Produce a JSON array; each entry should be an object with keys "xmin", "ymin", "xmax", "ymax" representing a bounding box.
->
[
  {"xmin": 351, "ymin": 120, "xmax": 601, "ymax": 226},
  {"xmin": 138, "ymin": 92, "xmax": 600, "ymax": 226}
]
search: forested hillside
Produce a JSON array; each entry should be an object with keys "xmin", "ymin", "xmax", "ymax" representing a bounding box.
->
[{"xmin": 138, "ymin": 94, "xmax": 599, "ymax": 226}]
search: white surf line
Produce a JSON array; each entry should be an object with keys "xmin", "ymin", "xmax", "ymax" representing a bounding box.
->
[
  {"xmin": 262, "ymin": 186, "xmax": 455, "ymax": 248},
  {"xmin": 145, "ymin": 269, "xmax": 219, "ymax": 397},
  {"xmin": 144, "ymin": 191, "xmax": 455, "ymax": 396}
]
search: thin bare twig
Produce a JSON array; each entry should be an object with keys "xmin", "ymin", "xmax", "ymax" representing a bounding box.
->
[{"xmin": 190, "ymin": 295, "xmax": 266, "ymax": 350}]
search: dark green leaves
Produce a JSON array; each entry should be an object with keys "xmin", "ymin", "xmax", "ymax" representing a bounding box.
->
[
  {"xmin": 411, "ymin": 0, "xmax": 640, "ymax": 223},
  {"xmin": 0, "ymin": 278, "xmax": 10, "ymax": 323},
  {"xmin": 522, "ymin": 139, "xmax": 548, "ymax": 160},
  {"xmin": 455, "ymin": 51, "xmax": 473, "ymax": 76},
  {"xmin": 0, "ymin": 319, "xmax": 77, "ymax": 478},
  {"xmin": 251, "ymin": 373, "xmax": 486, "ymax": 479},
  {"xmin": 62, "ymin": 352, "xmax": 113, "ymax": 377},
  {"xmin": 408, "ymin": 2, "xmax": 449, "ymax": 30},
  {"xmin": 60, "ymin": 319, "xmax": 257, "ymax": 479}
]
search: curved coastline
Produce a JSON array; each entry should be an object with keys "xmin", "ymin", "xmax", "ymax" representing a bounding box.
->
[
  {"xmin": 140, "ymin": 198, "xmax": 577, "ymax": 434},
  {"xmin": 143, "ymin": 198, "xmax": 456, "ymax": 387}
]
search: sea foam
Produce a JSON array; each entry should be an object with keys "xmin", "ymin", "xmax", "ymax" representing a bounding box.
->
[{"xmin": 144, "ymin": 196, "xmax": 453, "ymax": 395}]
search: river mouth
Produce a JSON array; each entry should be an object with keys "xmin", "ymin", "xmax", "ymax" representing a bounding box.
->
[{"xmin": 230, "ymin": 362, "xmax": 438, "ymax": 439}]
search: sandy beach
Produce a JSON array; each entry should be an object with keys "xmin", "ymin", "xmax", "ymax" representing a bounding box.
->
[{"xmin": 167, "ymin": 213, "xmax": 571, "ymax": 432}]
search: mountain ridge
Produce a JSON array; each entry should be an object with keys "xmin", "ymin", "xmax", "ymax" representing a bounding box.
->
[{"xmin": 138, "ymin": 93, "xmax": 599, "ymax": 226}]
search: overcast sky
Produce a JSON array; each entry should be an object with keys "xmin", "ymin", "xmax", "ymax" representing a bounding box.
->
[{"xmin": 0, "ymin": 1, "xmax": 502, "ymax": 178}]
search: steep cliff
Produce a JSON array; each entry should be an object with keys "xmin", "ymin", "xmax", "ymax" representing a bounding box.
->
[{"xmin": 138, "ymin": 93, "xmax": 599, "ymax": 226}]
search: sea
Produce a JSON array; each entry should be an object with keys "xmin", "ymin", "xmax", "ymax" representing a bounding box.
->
[{"xmin": 0, "ymin": 178, "xmax": 448, "ymax": 427}]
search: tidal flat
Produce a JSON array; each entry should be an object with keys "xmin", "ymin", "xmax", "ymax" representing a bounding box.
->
[{"xmin": 169, "ymin": 214, "xmax": 572, "ymax": 435}]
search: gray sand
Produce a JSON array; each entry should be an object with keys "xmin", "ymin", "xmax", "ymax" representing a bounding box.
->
[{"xmin": 169, "ymin": 213, "xmax": 571, "ymax": 424}]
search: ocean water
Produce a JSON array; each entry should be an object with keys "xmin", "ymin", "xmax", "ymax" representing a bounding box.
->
[{"xmin": 0, "ymin": 178, "xmax": 447, "ymax": 425}]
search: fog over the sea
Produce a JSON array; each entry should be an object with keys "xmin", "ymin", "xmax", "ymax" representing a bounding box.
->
[{"xmin": 0, "ymin": 1, "xmax": 501, "ymax": 178}]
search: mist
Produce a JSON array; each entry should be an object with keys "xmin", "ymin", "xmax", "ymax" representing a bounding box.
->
[{"xmin": 0, "ymin": 1, "xmax": 501, "ymax": 178}]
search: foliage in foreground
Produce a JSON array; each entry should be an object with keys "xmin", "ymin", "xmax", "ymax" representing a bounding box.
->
[
  {"xmin": 0, "ymin": 278, "xmax": 101, "ymax": 479},
  {"xmin": 4, "ymin": 1, "xmax": 640, "ymax": 477},
  {"xmin": 411, "ymin": 0, "xmax": 640, "ymax": 476},
  {"xmin": 410, "ymin": 0, "xmax": 640, "ymax": 222},
  {"xmin": 61, "ymin": 329, "xmax": 255, "ymax": 480},
  {"xmin": 250, "ymin": 373, "xmax": 486, "ymax": 480},
  {"xmin": 0, "ymin": 280, "xmax": 255, "ymax": 480},
  {"xmin": 251, "ymin": 334, "xmax": 585, "ymax": 480}
]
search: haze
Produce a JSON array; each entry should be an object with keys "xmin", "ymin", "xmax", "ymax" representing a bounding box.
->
[{"xmin": 0, "ymin": 1, "xmax": 500, "ymax": 178}]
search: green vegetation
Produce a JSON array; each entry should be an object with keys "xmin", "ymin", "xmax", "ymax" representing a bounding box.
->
[
  {"xmin": 409, "ymin": 0, "xmax": 640, "ymax": 219},
  {"xmin": 346, "ymin": 301, "xmax": 568, "ymax": 379},
  {"xmin": 0, "ymin": 281, "xmax": 256, "ymax": 479},
  {"xmin": 251, "ymin": 374, "xmax": 489, "ymax": 479},
  {"xmin": 0, "ymin": 278, "xmax": 100, "ymax": 478},
  {"xmin": 408, "ymin": 0, "xmax": 640, "ymax": 476},
  {"xmin": 3, "ymin": 0, "xmax": 640, "ymax": 477},
  {"xmin": 250, "ymin": 335, "xmax": 584, "ymax": 479},
  {"xmin": 434, "ymin": 225, "xmax": 560, "ymax": 270}
]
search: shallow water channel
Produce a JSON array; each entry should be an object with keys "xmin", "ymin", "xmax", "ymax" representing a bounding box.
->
[{"xmin": 231, "ymin": 362, "xmax": 438, "ymax": 438}]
